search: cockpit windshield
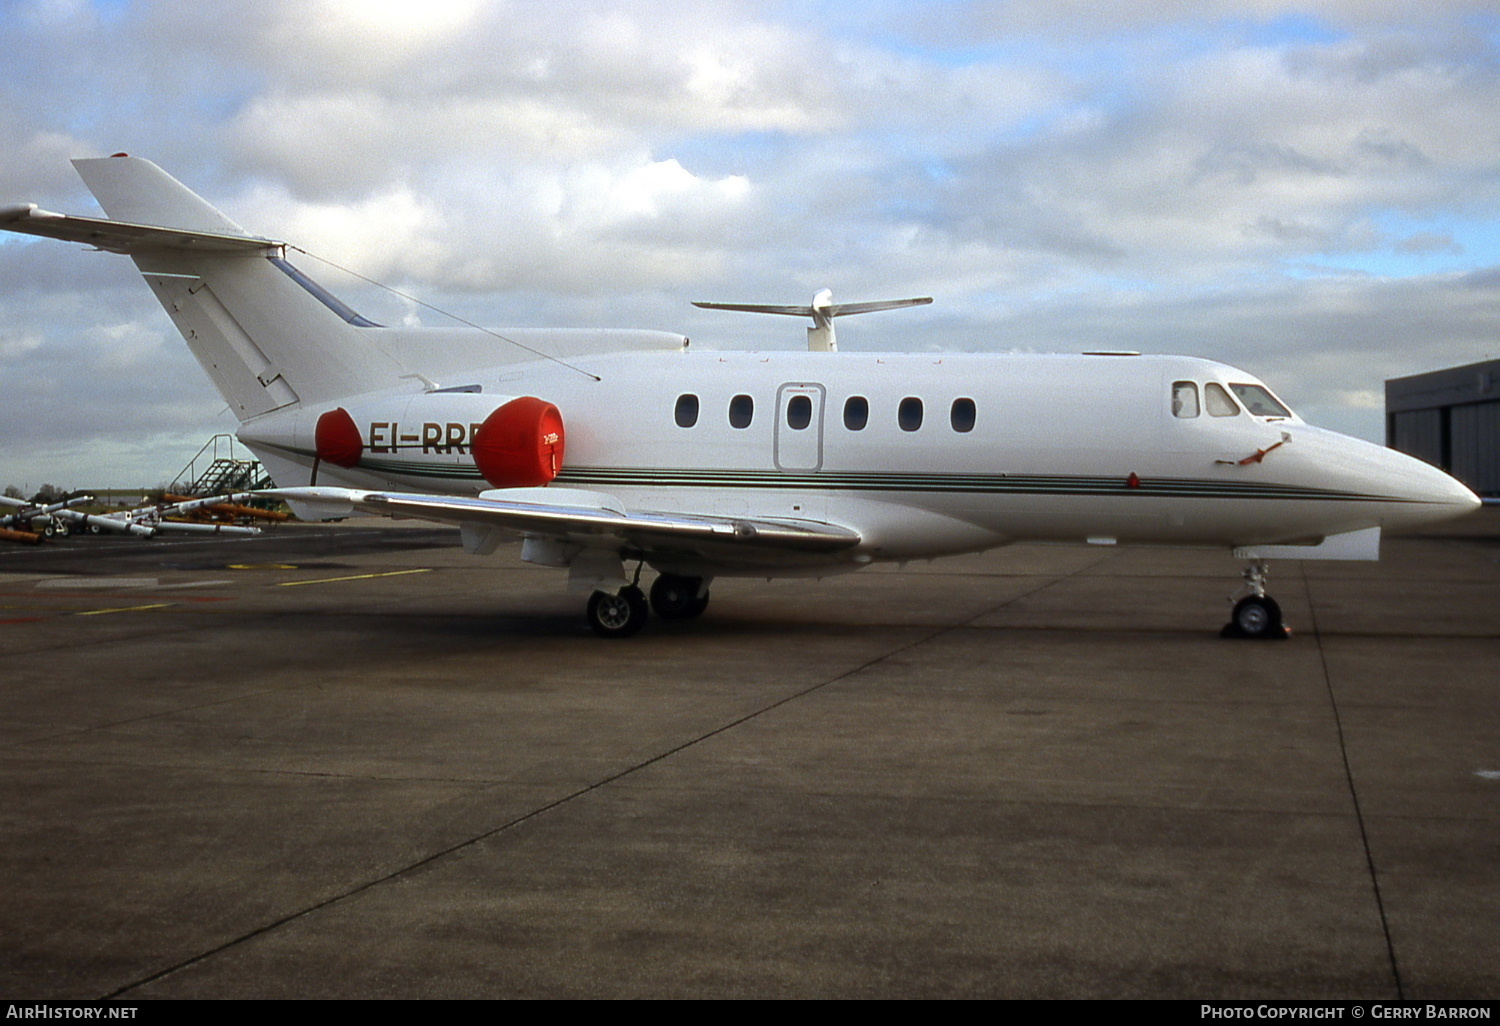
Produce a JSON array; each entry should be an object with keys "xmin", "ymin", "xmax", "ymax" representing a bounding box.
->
[{"xmin": 1228, "ymin": 383, "xmax": 1292, "ymax": 418}]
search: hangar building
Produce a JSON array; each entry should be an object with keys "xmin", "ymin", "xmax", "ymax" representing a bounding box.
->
[{"xmin": 1386, "ymin": 357, "xmax": 1500, "ymax": 497}]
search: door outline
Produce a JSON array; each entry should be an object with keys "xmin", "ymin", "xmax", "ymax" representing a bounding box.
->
[{"xmin": 774, "ymin": 382, "xmax": 825, "ymax": 472}]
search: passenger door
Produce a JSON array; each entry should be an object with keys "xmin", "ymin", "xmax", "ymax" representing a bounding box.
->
[{"xmin": 774, "ymin": 383, "xmax": 825, "ymax": 472}]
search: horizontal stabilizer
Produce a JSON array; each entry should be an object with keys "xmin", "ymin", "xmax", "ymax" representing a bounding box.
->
[
  {"xmin": 0, "ymin": 204, "xmax": 281, "ymax": 255},
  {"xmin": 694, "ymin": 289, "xmax": 932, "ymax": 352},
  {"xmin": 263, "ymin": 487, "xmax": 861, "ymax": 555},
  {"xmin": 692, "ymin": 297, "xmax": 932, "ymax": 319}
]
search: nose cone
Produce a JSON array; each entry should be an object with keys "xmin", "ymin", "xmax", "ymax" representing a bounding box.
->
[
  {"xmin": 1373, "ymin": 443, "xmax": 1481, "ymax": 530},
  {"xmin": 1294, "ymin": 426, "xmax": 1480, "ymax": 533}
]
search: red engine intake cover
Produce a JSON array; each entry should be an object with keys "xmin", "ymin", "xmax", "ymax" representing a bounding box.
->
[
  {"xmin": 472, "ymin": 397, "xmax": 565, "ymax": 488},
  {"xmin": 314, "ymin": 407, "xmax": 363, "ymax": 468}
]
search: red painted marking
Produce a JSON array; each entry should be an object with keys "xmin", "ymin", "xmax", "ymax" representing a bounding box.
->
[
  {"xmin": 472, "ymin": 396, "xmax": 566, "ymax": 487},
  {"xmin": 316, "ymin": 406, "xmax": 364, "ymax": 468}
]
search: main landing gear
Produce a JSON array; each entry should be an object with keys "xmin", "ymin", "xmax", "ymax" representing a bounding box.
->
[
  {"xmin": 1221, "ymin": 559, "xmax": 1289, "ymax": 640},
  {"xmin": 586, "ymin": 586, "xmax": 650, "ymax": 638},
  {"xmin": 649, "ymin": 574, "xmax": 711, "ymax": 620},
  {"xmin": 586, "ymin": 572, "xmax": 711, "ymax": 638}
]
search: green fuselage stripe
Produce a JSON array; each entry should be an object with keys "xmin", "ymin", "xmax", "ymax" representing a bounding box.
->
[{"xmin": 273, "ymin": 443, "xmax": 1413, "ymax": 504}]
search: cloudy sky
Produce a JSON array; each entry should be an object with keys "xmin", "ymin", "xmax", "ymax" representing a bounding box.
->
[{"xmin": 2, "ymin": 0, "xmax": 1498, "ymax": 490}]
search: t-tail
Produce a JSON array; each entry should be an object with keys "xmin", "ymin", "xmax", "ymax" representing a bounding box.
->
[{"xmin": 1, "ymin": 155, "xmax": 407, "ymax": 420}]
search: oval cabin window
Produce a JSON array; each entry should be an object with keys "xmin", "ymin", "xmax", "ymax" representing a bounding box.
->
[
  {"xmin": 899, "ymin": 397, "xmax": 923, "ymax": 432},
  {"xmin": 786, "ymin": 394, "xmax": 812, "ymax": 430},
  {"xmin": 729, "ymin": 394, "xmax": 754, "ymax": 429},
  {"xmin": 951, "ymin": 398, "xmax": 976, "ymax": 433},
  {"xmin": 844, "ymin": 396, "xmax": 869, "ymax": 431},
  {"xmin": 674, "ymin": 393, "xmax": 699, "ymax": 428}
]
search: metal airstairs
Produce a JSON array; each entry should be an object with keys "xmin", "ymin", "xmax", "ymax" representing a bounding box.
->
[{"xmin": 170, "ymin": 434, "xmax": 274, "ymax": 496}]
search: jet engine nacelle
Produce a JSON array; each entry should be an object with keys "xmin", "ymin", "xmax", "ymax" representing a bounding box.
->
[{"xmin": 245, "ymin": 392, "xmax": 565, "ymax": 490}]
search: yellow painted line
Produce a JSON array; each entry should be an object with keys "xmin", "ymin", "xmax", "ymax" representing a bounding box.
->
[
  {"xmin": 278, "ymin": 568, "xmax": 434, "ymax": 588},
  {"xmin": 76, "ymin": 603, "xmax": 176, "ymax": 617}
]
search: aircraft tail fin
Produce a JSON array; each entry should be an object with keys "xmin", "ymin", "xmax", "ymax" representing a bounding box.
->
[
  {"xmin": 6, "ymin": 156, "xmax": 409, "ymax": 421},
  {"xmin": 73, "ymin": 156, "xmax": 254, "ymax": 237},
  {"xmin": 5, "ymin": 157, "xmax": 691, "ymax": 425}
]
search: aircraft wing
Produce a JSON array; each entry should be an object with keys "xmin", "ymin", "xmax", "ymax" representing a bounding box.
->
[
  {"xmin": 264, "ymin": 487, "xmax": 862, "ymax": 555},
  {"xmin": 0, "ymin": 204, "xmax": 281, "ymax": 255}
]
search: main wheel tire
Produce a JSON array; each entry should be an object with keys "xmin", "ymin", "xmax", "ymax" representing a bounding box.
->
[
  {"xmin": 587, "ymin": 586, "xmax": 649, "ymax": 638},
  {"xmin": 1231, "ymin": 595, "xmax": 1283, "ymax": 638},
  {"xmin": 650, "ymin": 575, "xmax": 709, "ymax": 619}
]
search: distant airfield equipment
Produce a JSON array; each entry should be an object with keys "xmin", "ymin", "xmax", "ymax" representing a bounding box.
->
[
  {"xmin": 163, "ymin": 494, "xmax": 291, "ymax": 523},
  {"xmin": 53, "ymin": 493, "xmax": 263, "ymax": 539},
  {"xmin": 170, "ymin": 433, "xmax": 274, "ymax": 497},
  {"xmin": 0, "ymin": 526, "xmax": 44, "ymax": 545},
  {"xmin": 0, "ymin": 495, "xmax": 93, "ymax": 544}
]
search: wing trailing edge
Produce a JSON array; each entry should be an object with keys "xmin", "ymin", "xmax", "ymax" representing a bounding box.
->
[{"xmin": 263, "ymin": 486, "xmax": 862, "ymax": 555}]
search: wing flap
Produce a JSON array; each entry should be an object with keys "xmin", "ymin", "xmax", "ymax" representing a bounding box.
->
[
  {"xmin": 0, "ymin": 204, "xmax": 282, "ymax": 255},
  {"xmin": 264, "ymin": 487, "xmax": 862, "ymax": 554}
]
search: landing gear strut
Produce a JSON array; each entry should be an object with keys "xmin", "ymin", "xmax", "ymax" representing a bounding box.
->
[
  {"xmin": 1221, "ymin": 559, "xmax": 1288, "ymax": 640},
  {"xmin": 649, "ymin": 574, "xmax": 710, "ymax": 619}
]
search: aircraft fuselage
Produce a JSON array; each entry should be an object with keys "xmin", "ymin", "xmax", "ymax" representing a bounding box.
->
[{"xmin": 239, "ymin": 349, "xmax": 1477, "ymax": 576}]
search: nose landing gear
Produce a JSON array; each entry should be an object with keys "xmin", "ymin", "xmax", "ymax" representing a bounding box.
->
[{"xmin": 1222, "ymin": 559, "xmax": 1289, "ymax": 640}]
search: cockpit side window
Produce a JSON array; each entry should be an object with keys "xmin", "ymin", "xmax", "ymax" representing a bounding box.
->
[
  {"xmin": 1205, "ymin": 383, "xmax": 1240, "ymax": 417},
  {"xmin": 1229, "ymin": 383, "xmax": 1292, "ymax": 418},
  {"xmin": 1172, "ymin": 381, "xmax": 1200, "ymax": 418}
]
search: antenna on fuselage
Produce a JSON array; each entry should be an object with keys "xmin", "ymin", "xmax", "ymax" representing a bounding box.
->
[{"xmin": 692, "ymin": 289, "xmax": 932, "ymax": 352}]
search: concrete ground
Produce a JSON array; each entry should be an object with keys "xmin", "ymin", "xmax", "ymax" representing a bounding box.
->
[{"xmin": 0, "ymin": 511, "xmax": 1496, "ymax": 999}]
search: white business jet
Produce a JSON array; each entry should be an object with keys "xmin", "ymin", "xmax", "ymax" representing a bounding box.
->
[{"xmin": 1, "ymin": 157, "xmax": 1480, "ymax": 637}]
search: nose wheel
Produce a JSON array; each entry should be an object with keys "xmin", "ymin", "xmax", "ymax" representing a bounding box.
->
[{"xmin": 1221, "ymin": 559, "xmax": 1289, "ymax": 639}]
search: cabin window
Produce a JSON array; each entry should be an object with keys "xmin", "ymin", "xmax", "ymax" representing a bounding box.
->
[
  {"xmin": 1229, "ymin": 383, "xmax": 1292, "ymax": 418},
  {"xmin": 1205, "ymin": 383, "xmax": 1240, "ymax": 417},
  {"xmin": 674, "ymin": 393, "xmax": 699, "ymax": 428},
  {"xmin": 786, "ymin": 394, "xmax": 812, "ymax": 430},
  {"xmin": 899, "ymin": 397, "xmax": 924, "ymax": 432},
  {"xmin": 1172, "ymin": 381, "xmax": 1199, "ymax": 418},
  {"xmin": 843, "ymin": 396, "xmax": 869, "ymax": 431},
  {"xmin": 729, "ymin": 394, "xmax": 754, "ymax": 429},
  {"xmin": 951, "ymin": 397, "xmax": 976, "ymax": 433}
]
